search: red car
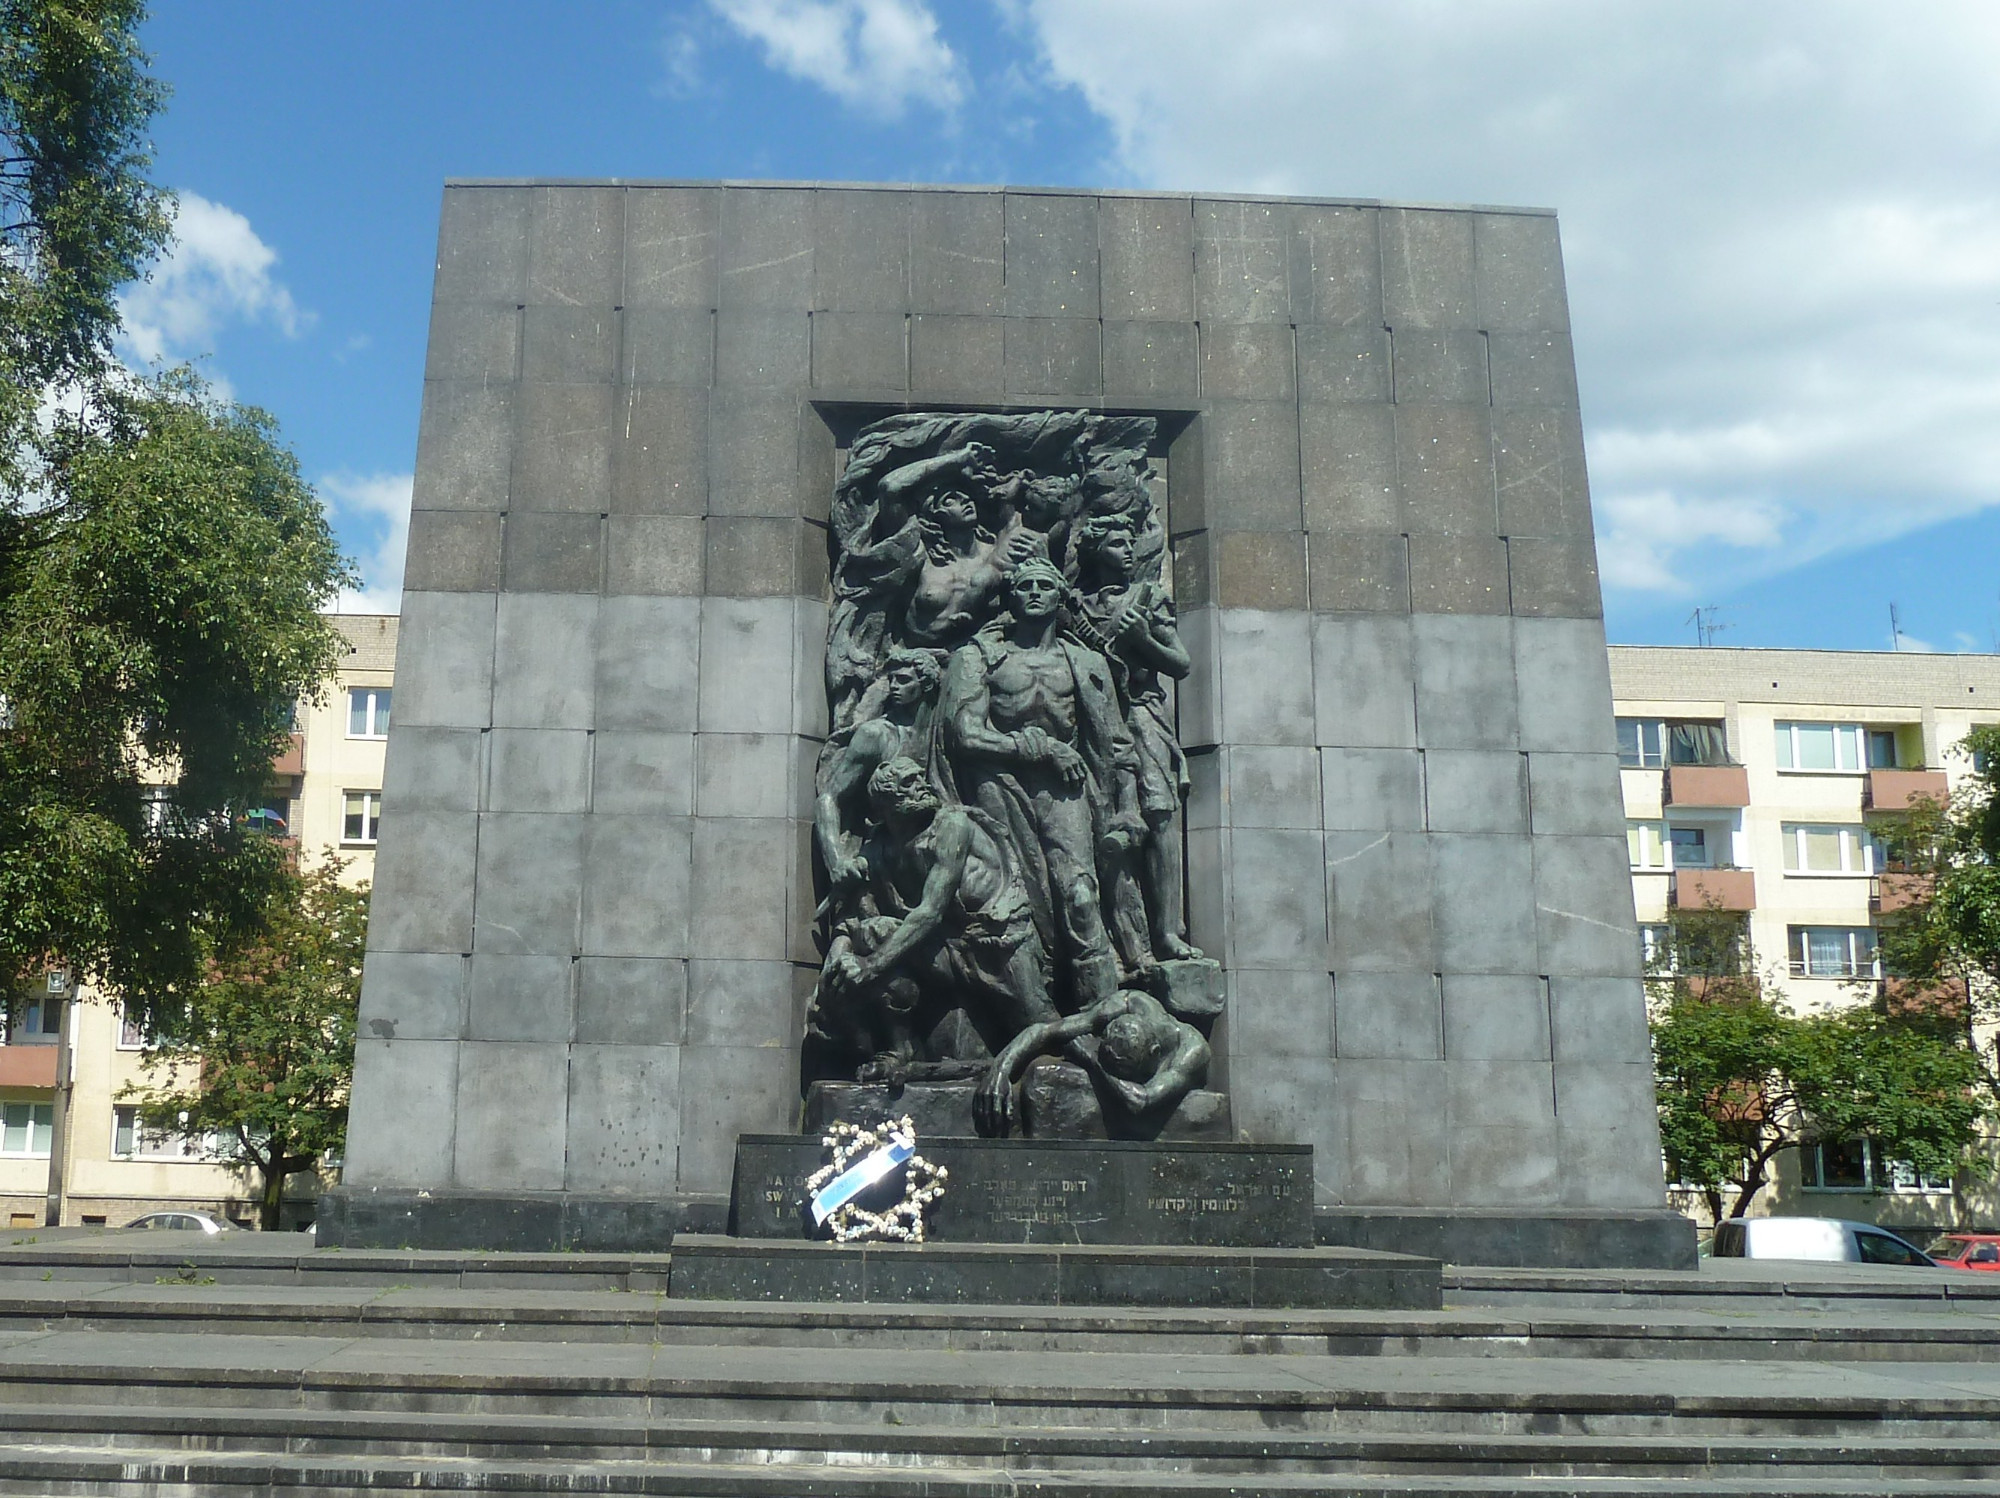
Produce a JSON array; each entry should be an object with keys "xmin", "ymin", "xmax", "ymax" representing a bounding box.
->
[{"xmin": 1927, "ymin": 1233, "xmax": 2000, "ymax": 1269}]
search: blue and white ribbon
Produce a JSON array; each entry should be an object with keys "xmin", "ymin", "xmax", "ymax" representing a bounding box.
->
[{"xmin": 810, "ymin": 1135, "xmax": 914, "ymax": 1226}]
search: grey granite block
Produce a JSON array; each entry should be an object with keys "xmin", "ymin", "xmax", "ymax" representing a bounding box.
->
[
  {"xmin": 1320, "ymin": 747, "xmax": 1425, "ymax": 832},
  {"xmin": 454, "ymin": 1041, "xmax": 568, "ymax": 1191},
  {"xmin": 1003, "ymin": 317, "xmax": 1101, "ymax": 398},
  {"xmin": 1102, "ymin": 319, "xmax": 1197, "ymax": 402},
  {"xmin": 389, "ymin": 592, "xmax": 494, "ymax": 729},
  {"xmin": 1290, "ymin": 204, "xmax": 1381, "ymax": 326},
  {"xmin": 596, "ymin": 595, "xmax": 699, "ymax": 732},
  {"xmin": 1172, "ymin": 530, "xmax": 1211, "ymax": 608},
  {"xmin": 493, "ymin": 593, "xmax": 598, "ymax": 729},
  {"xmin": 1185, "ymin": 745, "xmax": 1220, "ymax": 831},
  {"xmin": 697, "ymin": 597, "xmax": 794, "ymax": 734},
  {"xmin": 1513, "ymin": 616, "xmax": 1618, "ymax": 753},
  {"xmin": 1392, "ymin": 330, "xmax": 1488, "ymax": 405},
  {"xmin": 1227, "ymin": 967, "xmax": 1335, "ymax": 1059},
  {"xmin": 1185, "ymin": 824, "xmax": 1225, "ymax": 957},
  {"xmin": 487, "ymin": 728, "xmax": 590, "ymax": 814},
  {"xmin": 686, "ymin": 959, "xmax": 795, "ymax": 1048},
  {"xmin": 1193, "ymin": 199, "xmax": 1289, "ymax": 322},
  {"xmin": 1442, "ymin": 974, "xmax": 1550, "ymax": 1061},
  {"xmin": 1549, "ymin": 976, "xmax": 1651, "ymax": 1065},
  {"xmin": 606, "ymin": 514, "xmax": 703, "ymax": 596},
  {"xmin": 1474, "ymin": 212, "xmax": 1569, "ymax": 333},
  {"xmin": 694, "ymin": 732, "xmax": 793, "ymax": 819},
  {"xmin": 621, "ymin": 307, "xmax": 713, "ymax": 386},
  {"xmin": 624, "ymin": 186, "xmax": 719, "ymax": 309},
  {"xmin": 520, "ymin": 304, "xmax": 618, "ymax": 383},
  {"xmin": 811, "ymin": 311, "xmax": 907, "ymax": 390},
  {"xmin": 433, "ymin": 185, "xmax": 529, "ymax": 304},
  {"xmin": 813, "ymin": 188, "xmax": 909, "ymax": 312},
  {"xmin": 1176, "ymin": 606, "xmax": 1219, "ymax": 749},
  {"xmin": 1224, "ymin": 744, "xmax": 1321, "ymax": 829},
  {"xmin": 1311, "ymin": 614, "xmax": 1416, "ymax": 748},
  {"xmin": 1204, "ymin": 402, "xmax": 1302, "ymax": 530},
  {"xmin": 511, "ymin": 382, "xmax": 613, "ymax": 512},
  {"xmin": 1218, "ymin": 610, "xmax": 1314, "ymax": 745},
  {"xmin": 908, "ymin": 313, "xmax": 1003, "ymax": 399},
  {"xmin": 677, "ymin": 1045, "xmax": 799, "ymax": 1194},
  {"xmin": 467, "ymin": 953, "xmax": 571, "ymax": 1042},
  {"xmin": 1229, "ymin": 1055, "xmax": 1340, "ymax": 1183},
  {"xmin": 792, "ymin": 597, "xmax": 829, "ymax": 738},
  {"xmin": 527, "ymin": 185, "xmax": 623, "ymax": 306},
  {"xmin": 1005, "ymin": 193, "xmax": 1098, "ymax": 317},
  {"xmin": 343, "ymin": 1039, "xmax": 458, "ymax": 1189},
  {"xmin": 1534, "ymin": 834, "xmax": 1641, "ymax": 977},
  {"xmin": 472, "ymin": 812, "xmax": 587, "ymax": 955},
  {"xmin": 1201, "ymin": 322, "xmax": 1294, "ymax": 401},
  {"xmin": 1413, "ymin": 614, "xmax": 1518, "ymax": 749},
  {"xmin": 1308, "ymin": 531, "xmax": 1410, "ymax": 614},
  {"xmin": 1429, "ymin": 833, "xmax": 1538, "ymax": 973},
  {"xmin": 1380, "ymin": 208, "xmax": 1476, "ymax": 330},
  {"xmin": 1424, "ymin": 748, "xmax": 1528, "ymax": 834},
  {"xmin": 358, "ymin": 951, "xmax": 464, "ymax": 1042},
  {"xmin": 1396, "ymin": 404, "xmax": 1496, "ymax": 534},
  {"xmin": 1333, "ymin": 971, "xmax": 1442, "ymax": 1060},
  {"xmin": 689, "ymin": 817, "xmax": 794, "ymax": 960},
  {"xmin": 592, "ymin": 731, "xmax": 694, "ymax": 817},
  {"xmin": 1214, "ymin": 532, "xmax": 1307, "ymax": 611},
  {"xmin": 709, "ymin": 389, "xmax": 802, "ymax": 517},
  {"xmin": 424, "ymin": 302, "xmax": 518, "ymax": 383},
  {"xmin": 1409, "ymin": 533, "xmax": 1510, "ymax": 616},
  {"xmin": 566, "ymin": 1043, "xmax": 682, "ymax": 1193},
  {"xmin": 1490, "ymin": 331, "xmax": 1580, "ymax": 408},
  {"xmin": 1526, "ymin": 751, "xmax": 1624, "ymax": 836},
  {"xmin": 719, "ymin": 186, "xmax": 813, "ymax": 308},
  {"xmin": 412, "ymin": 380, "xmax": 514, "ymax": 511},
  {"xmin": 582, "ymin": 814, "xmax": 694, "ymax": 958},
  {"xmin": 1494, "ymin": 407, "xmax": 1592, "ymax": 539},
  {"xmin": 368, "ymin": 810, "xmax": 478, "ymax": 953},
  {"xmin": 1296, "ymin": 326, "xmax": 1392, "ymax": 405},
  {"xmin": 1447, "ymin": 1059, "xmax": 1559, "ymax": 1205},
  {"xmin": 1325, "ymin": 830, "xmax": 1433, "ymax": 971},
  {"xmin": 910, "ymin": 191, "xmax": 1003, "ymax": 314},
  {"xmin": 1508, "ymin": 536, "xmax": 1603, "ymax": 619},
  {"xmin": 503, "ymin": 511, "xmax": 602, "ymax": 593},
  {"xmin": 705, "ymin": 516, "xmax": 809, "ymax": 598},
  {"xmin": 404, "ymin": 510, "xmax": 502, "ymax": 592},
  {"xmin": 612, "ymin": 384, "xmax": 706, "ymax": 516},
  {"xmin": 1099, "ymin": 195, "xmax": 1193, "ymax": 320},
  {"xmin": 1333, "ymin": 1058, "xmax": 1451, "ymax": 1206},
  {"xmin": 715, "ymin": 308, "xmax": 809, "ymax": 387},
  {"xmin": 1555, "ymin": 1061, "xmax": 1666, "ymax": 1208},
  {"xmin": 576, "ymin": 957, "xmax": 688, "ymax": 1046},
  {"xmin": 381, "ymin": 725, "xmax": 482, "ymax": 814}
]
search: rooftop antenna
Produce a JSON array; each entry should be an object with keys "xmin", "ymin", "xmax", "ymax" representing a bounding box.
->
[
  {"xmin": 1889, "ymin": 602, "xmax": 1904, "ymax": 652},
  {"xmin": 1687, "ymin": 606, "xmax": 1728, "ymax": 647}
]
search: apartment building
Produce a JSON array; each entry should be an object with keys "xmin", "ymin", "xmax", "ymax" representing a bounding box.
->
[
  {"xmin": 1611, "ymin": 645, "xmax": 2000, "ymax": 1231},
  {"xmin": 0, "ymin": 614, "xmax": 397, "ymax": 1229}
]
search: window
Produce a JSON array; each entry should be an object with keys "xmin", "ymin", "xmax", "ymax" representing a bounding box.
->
[
  {"xmin": 1800, "ymin": 1139, "xmax": 1951, "ymax": 1193},
  {"xmin": 111, "ymin": 1105, "xmax": 228, "ymax": 1161},
  {"xmin": 1640, "ymin": 923, "xmax": 1676, "ymax": 972},
  {"xmin": 1617, "ymin": 718, "xmax": 1730, "ymax": 768},
  {"xmin": 0, "ymin": 1102, "xmax": 53, "ymax": 1157},
  {"xmin": 118, "ymin": 1006, "xmax": 158, "ymax": 1050},
  {"xmin": 342, "ymin": 791, "xmax": 382, "ymax": 845},
  {"xmin": 4, "ymin": 993, "xmax": 61, "ymax": 1045},
  {"xmin": 1667, "ymin": 826, "xmax": 1712, "ymax": 869},
  {"xmin": 347, "ymin": 688, "xmax": 391, "ymax": 739},
  {"xmin": 1856, "ymin": 1230, "xmax": 1929, "ymax": 1265},
  {"xmin": 1776, "ymin": 721, "xmax": 1870, "ymax": 772},
  {"xmin": 1867, "ymin": 729, "xmax": 1900, "ymax": 769},
  {"xmin": 1789, "ymin": 926, "xmax": 1879, "ymax": 979},
  {"xmin": 1881, "ymin": 1157, "xmax": 1953, "ymax": 1194},
  {"xmin": 1780, "ymin": 823, "xmax": 1875, "ymax": 875},
  {"xmin": 1618, "ymin": 718, "xmax": 1666, "ymax": 768},
  {"xmin": 1627, "ymin": 821, "xmax": 1669, "ymax": 870}
]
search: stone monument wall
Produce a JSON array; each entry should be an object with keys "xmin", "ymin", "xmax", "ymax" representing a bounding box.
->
[{"xmin": 341, "ymin": 181, "xmax": 1664, "ymax": 1232}]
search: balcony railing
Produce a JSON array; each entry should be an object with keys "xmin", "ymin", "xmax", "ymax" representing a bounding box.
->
[
  {"xmin": 1671, "ymin": 867, "xmax": 1756, "ymax": 911},
  {"xmin": 1664, "ymin": 763, "xmax": 1750, "ymax": 808},
  {"xmin": 271, "ymin": 733, "xmax": 305, "ymax": 778},
  {"xmin": 1864, "ymin": 768, "xmax": 1947, "ymax": 810},
  {"xmin": 0, "ymin": 1044, "xmax": 59, "ymax": 1088},
  {"xmin": 1871, "ymin": 870, "xmax": 1931, "ymax": 914}
]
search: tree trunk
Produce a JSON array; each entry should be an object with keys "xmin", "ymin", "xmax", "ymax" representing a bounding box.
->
[{"xmin": 258, "ymin": 1153, "xmax": 288, "ymax": 1231}]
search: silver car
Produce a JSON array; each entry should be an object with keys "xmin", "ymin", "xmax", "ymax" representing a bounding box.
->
[
  {"xmin": 123, "ymin": 1210, "xmax": 236, "ymax": 1235},
  {"xmin": 1710, "ymin": 1216, "xmax": 1935, "ymax": 1265}
]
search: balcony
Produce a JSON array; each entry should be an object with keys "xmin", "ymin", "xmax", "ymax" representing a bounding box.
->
[
  {"xmin": 1671, "ymin": 867, "xmax": 1756, "ymax": 911},
  {"xmin": 271, "ymin": 733, "xmax": 305, "ymax": 778},
  {"xmin": 0, "ymin": 1045, "xmax": 58, "ymax": 1088},
  {"xmin": 1664, "ymin": 764, "xmax": 1750, "ymax": 808},
  {"xmin": 1865, "ymin": 768, "xmax": 1947, "ymax": 810},
  {"xmin": 1872, "ymin": 870, "xmax": 1931, "ymax": 914}
]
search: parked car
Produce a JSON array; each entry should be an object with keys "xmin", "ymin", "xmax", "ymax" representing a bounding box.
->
[
  {"xmin": 1927, "ymin": 1233, "xmax": 2000, "ymax": 1270},
  {"xmin": 123, "ymin": 1211, "xmax": 236, "ymax": 1235},
  {"xmin": 1710, "ymin": 1217, "xmax": 1935, "ymax": 1265}
]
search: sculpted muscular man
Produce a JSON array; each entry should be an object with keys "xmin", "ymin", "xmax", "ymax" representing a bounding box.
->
[{"xmin": 814, "ymin": 646, "xmax": 941, "ymax": 896}]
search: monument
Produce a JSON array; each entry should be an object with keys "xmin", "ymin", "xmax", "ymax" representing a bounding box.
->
[{"xmin": 321, "ymin": 180, "xmax": 1692, "ymax": 1269}]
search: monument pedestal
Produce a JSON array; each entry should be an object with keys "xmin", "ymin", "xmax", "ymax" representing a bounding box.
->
[{"xmin": 804, "ymin": 1061, "xmax": 1233, "ymax": 1143}]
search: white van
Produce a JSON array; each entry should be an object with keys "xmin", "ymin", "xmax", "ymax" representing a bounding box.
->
[{"xmin": 1710, "ymin": 1217, "xmax": 1935, "ymax": 1265}]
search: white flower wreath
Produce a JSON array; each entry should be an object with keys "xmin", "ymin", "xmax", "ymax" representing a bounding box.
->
[{"xmin": 804, "ymin": 1116, "xmax": 948, "ymax": 1243}]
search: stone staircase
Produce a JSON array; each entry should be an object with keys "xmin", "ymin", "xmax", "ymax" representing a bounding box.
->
[{"xmin": 5, "ymin": 1234, "xmax": 2000, "ymax": 1494}]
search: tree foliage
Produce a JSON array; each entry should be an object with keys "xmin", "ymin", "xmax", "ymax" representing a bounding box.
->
[{"xmin": 132, "ymin": 857, "xmax": 364, "ymax": 1230}]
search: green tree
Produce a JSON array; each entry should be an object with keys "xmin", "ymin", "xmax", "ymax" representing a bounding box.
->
[{"xmin": 131, "ymin": 857, "xmax": 364, "ymax": 1229}]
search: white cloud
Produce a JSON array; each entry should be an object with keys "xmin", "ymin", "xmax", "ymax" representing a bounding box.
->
[
  {"xmin": 118, "ymin": 192, "xmax": 309, "ymax": 368},
  {"xmin": 1008, "ymin": 1, "xmax": 2000, "ymax": 598},
  {"xmin": 708, "ymin": 0, "xmax": 965, "ymax": 116},
  {"xmin": 322, "ymin": 472, "xmax": 412, "ymax": 614}
]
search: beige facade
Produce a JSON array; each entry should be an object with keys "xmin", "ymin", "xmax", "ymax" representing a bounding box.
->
[
  {"xmin": 0, "ymin": 614, "xmax": 396, "ymax": 1229},
  {"xmin": 1611, "ymin": 645, "xmax": 2000, "ymax": 1232}
]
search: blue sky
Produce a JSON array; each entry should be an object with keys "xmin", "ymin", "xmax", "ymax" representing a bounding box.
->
[{"xmin": 132, "ymin": 2, "xmax": 2000, "ymax": 650}]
